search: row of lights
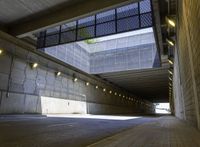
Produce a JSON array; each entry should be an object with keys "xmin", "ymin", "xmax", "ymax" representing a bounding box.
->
[
  {"xmin": 31, "ymin": 62, "xmax": 137, "ymax": 101},
  {"xmin": 166, "ymin": 17, "xmax": 175, "ymax": 47},
  {"xmin": 0, "ymin": 48, "xmax": 152, "ymax": 107},
  {"xmin": 166, "ymin": 16, "xmax": 176, "ymax": 100},
  {"xmin": 73, "ymin": 76, "xmax": 141, "ymax": 103}
]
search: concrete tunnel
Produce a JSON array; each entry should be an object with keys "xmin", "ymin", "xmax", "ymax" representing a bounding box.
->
[{"xmin": 0, "ymin": 0, "xmax": 200, "ymax": 146}]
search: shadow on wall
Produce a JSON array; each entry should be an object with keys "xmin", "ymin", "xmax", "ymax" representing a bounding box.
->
[
  {"xmin": 0, "ymin": 91, "xmax": 42, "ymax": 114},
  {"xmin": 153, "ymin": 51, "xmax": 160, "ymax": 67},
  {"xmin": 0, "ymin": 90, "xmax": 142, "ymax": 115}
]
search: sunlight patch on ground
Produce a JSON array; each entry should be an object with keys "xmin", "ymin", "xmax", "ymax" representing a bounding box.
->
[{"xmin": 46, "ymin": 114, "xmax": 141, "ymax": 120}]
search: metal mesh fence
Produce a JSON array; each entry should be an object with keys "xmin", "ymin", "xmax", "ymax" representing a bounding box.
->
[{"xmin": 37, "ymin": 0, "xmax": 153, "ymax": 49}]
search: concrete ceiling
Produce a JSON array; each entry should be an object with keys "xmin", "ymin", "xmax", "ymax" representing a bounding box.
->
[
  {"xmin": 0, "ymin": 0, "xmax": 138, "ymax": 37},
  {"xmin": 97, "ymin": 67, "xmax": 169, "ymax": 102},
  {"xmin": 0, "ymin": 0, "xmax": 84, "ymax": 25}
]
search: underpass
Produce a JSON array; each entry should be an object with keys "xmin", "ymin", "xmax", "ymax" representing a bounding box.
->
[{"xmin": 0, "ymin": 0, "xmax": 200, "ymax": 146}]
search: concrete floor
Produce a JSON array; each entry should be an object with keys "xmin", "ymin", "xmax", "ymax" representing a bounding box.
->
[
  {"xmin": 0, "ymin": 115, "xmax": 200, "ymax": 147},
  {"xmin": 0, "ymin": 114, "xmax": 156, "ymax": 147},
  {"xmin": 89, "ymin": 116, "xmax": 200, "ymax": 147}
]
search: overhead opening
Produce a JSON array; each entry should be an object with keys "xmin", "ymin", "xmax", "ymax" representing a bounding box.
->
[
  {"xmin": 36, "ymin": 0, "xmax": 153, "ymax": 49},
  {"xmin": 35, "ymin": 0, "xmax": 159, "ymax": 75}
]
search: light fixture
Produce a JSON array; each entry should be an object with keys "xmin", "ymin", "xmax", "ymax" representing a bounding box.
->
[
  {"xmin": 109, "ymin": 90, "xmax": 112, "ymax": 94},
  {"xmin": 86, "ymin": 82, "xmax": 90, "ymax": 86},
  {"xmin": 166, "ymin": 17, "xmax": 176, "ymax": 27},
  {"xmin": 95, "ymin": 85, "xmax": 98, "ymax": 89},
  {"xmin": 119, "ymin": 94, "xmax": 121, "ymax": 97},
  {"xmin": 168, "ymin": 59, "xmax": 173, "ymax": 65},
  {"xmin": 0, "ymin": 49, "xmax": 3, "ymax": 55},
  {"xmin": 56, "ymin": 71, "xmax": 61, "ymax": 76},
  {"xmin": 103, "ymin": 88, "xmax": 106, "ymax": 92},
  {"xmin": 168, "ymin": 70, "xmax": 173, "ymax": 75},
  {"xmin": 114, "ymin": 92, "xmax": 117, "ymax": 95},
  {"xmin": 123, "ymin": 95, "xmax": 125, "ymax": 98},
  {"xmin": 31, "ymin": 63, "xmax": 38, "ymax": 69},
  {"xmin": 73, "ymin": 77, "xmax": 78, "ymax": 82},
  {"xmin": 166, "ymin": 38, "xmax": 175, "ymax": 46}
]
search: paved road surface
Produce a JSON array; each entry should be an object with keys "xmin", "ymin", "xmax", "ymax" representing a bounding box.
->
[{"xmin": 0, "ymin": 114, "xmax": 158, "ymax": 147}]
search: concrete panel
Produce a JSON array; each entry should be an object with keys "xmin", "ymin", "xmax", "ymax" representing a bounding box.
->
[
  {"xmin": 11, "ymin": 68, "xmax": 25, "ymax": 85},
  {"xmin": 24, "ymin": 79, "xmax": 36, "ymax": 93},
  {"xmin": 0, "ymin": 55, "xmax": 11, "ymax": 74},
  {"xmin": 87, "ymin": 102, "xmax": 133, "ymax": 115},
  {"xmin": 40, "ymin": 96, "xmax": 87, "ymax": 114},
  {"xmin": 0, "ymin": 73, "xmax": 9, "ymax": 90},
  {"xmin": 0, "ymin": 92, "xmax": 25, "ymax": 114},
  {"xmin": 24, "ymin": 95, "xmax": 39, "ymax": 113}
]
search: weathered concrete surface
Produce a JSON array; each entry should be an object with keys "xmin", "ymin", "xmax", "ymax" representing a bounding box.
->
[
  {"xmin": 0, "ymin": 114, "xmax": 157, "ymax": 147},
  {"xmin": 173, "ymin": 0, "xmax": 200, "ymax": 129},
  {"xmin": 0, "ymin": 31, "xmax": 154, "ymax": 114},
  {"xmin": 89, "ymin": 116, "xmax": 200, "ymax": 147}
]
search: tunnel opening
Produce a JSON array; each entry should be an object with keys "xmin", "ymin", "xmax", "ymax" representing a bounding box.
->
[{"xmin": 154, "ymin": 102, "xmax": 171, "ymax": 114}]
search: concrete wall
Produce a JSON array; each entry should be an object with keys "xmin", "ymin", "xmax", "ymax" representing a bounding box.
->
[
  {"xmin": 0, "ymin": 31, "xmax": 155, "ymax": 115},
  {"xmin": 173, "ymin": 0, "xmax": 200, "ymax": 129},
  {"xmin": 44, "ymin": 43, "xmax": 90, "ymax": 73},
  {"xmin": 90, "ymin": 43, "xmax": 159, "ymax": 73}
]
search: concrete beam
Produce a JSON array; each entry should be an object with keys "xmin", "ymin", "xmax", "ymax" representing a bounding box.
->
[{"xmin": 9, "ymin": 0, "xmax": 137, "ymax": 38}]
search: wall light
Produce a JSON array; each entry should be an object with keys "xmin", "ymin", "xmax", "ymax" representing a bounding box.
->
[
  {"xmin": 95, "ymin": 85, "xmax": 98, "ymax": 89},
  {"xmin": 109, "ymin": 90, "xmax": 112, "ymax": 94},
  {"xmin": 166, "ymin": 38, "xmax": 175, "ymax": 46},
  {"xmin": 31, "ymin": 63, "xmax": 38, "ymax": 69},
  {"xmin": 73, "ymin": 77, "xmax": 78, "ymax": 82},
  {"xmin": 103, "ymin": 88, "xmax": 106, "ymax": 92},
  {"xmin": 114, "ymin": 92, "xmax": 117, "ymax": 95},
  {"xmin": 168, "ymin": 59, "xmax": 173, "ymax": 65},
  {"xmin": 168, "ymin": 70, "xmax": 173, "ymax": 75},
  {"xmin": 0, "ymin": 49, "xmax": 3, "ymax": 55},
  {"xmin": 123, "ymin": 95, "xmax": 125, "ymax": 98},
  {"xmin": 56, "ymin": 71, "xmax": 61, "ymax": 77},
  {"xmin": 166, "ymin": 17, "xmax": 176, "ymax": 27},
  {"xmin": 86, "ymin": 82, "xmax": 90, "ymax": 86},
  {"xmin": 119, "ymin": 94, "xmax": 121, "ymax": 97}
]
